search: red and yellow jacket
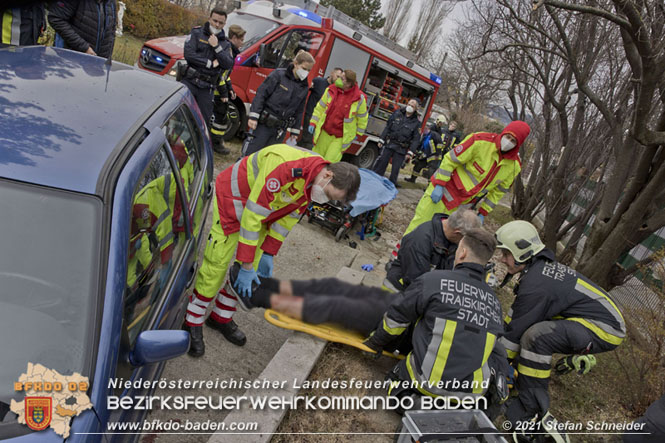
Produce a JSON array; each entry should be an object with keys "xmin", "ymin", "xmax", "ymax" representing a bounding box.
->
[
  {"xmin": 431, "ymin": 121, "xmax": 530, "ymax": 216},
  {"xmin": 215, "ymin": 144, "xmax": 329, "ymax": 262}
]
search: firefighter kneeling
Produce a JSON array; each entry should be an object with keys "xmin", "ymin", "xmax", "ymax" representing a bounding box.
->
[
  {"xmin": 183, "ymin": 144, "xmax": 360, "ymax": 357},
  {"xmin": 496, "ymin": 221, "xmax": 626, "ymax": 442},
  {"xmin": 364, "ymin": 228, "xmax": 512, "ymax": 410}
]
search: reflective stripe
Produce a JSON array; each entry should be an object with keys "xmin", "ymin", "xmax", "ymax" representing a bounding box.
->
[
  {"xmin": 520, "ymin": 349, "xmax": 552, "ymax": 364},
  {"xmin": 383, "ymin": 315, "xmax": 408, "ymax": 335},
  {"xmin": 497, "ymin": 185, "xmax": 510, "ymax": 193},
  {"xmin": 211, "ymin": 307, "xmax": 234, "ymax": 319},
  {"xmin": 506, "ymin": 349, "xmax": 518, "ymax": 359},
  {"xmin": 239, "ymin": 227, "xmax": 260, "ymax": 241},
  {"xmin": 575, "ymin": 279, "xmax": 625, "ymax": 327},
  {"xmin": 214, "ymin": 44, "xmax": 222, "ymax": 53},
  {"xmin": 517, "ymin": 364, "xmax": 551, "ymax": 379},
  {"xmin": 288, "ymin": 210, "xmax": 300, "ymax": 219},
  {"xmin": 271, "ymin": 223, "xmax": 289, "ymax": 237},
  {"xmin": 406, "ymin": 353, "xmax": 486, "ymax": 398},
  {"xmin": 381, "ymin": 278, "xmax": 399, "ymax": 293},
  {"xmin": 357, "ymin": 127, "xmax": 366, "ymax": 134},
  {"xmin": 251, "ymin": 154, "xmax": 259, "ymax": 181},
  {"xmin": 216, "ymin": 294, "xmax": 238, "ymax": 308},
  {"xmin": 472, "ymin": 333, "xmax": 496, "ymax": 393},
  {"xmin": 428, "ymin": 319, "xmax": 457, "ymax": 383},
  {"xmin": 448, "ymin": 150, "xmax": 462, "ymax": 164},
  {"xmin": 230, "ymin": 161, "xmax": 241, "ymax": 197},
  {"xmin": 436, "ymin": 169, "xmax": 452, "ymax": 178},
  {"xmin": 356, "ymin": 109, "xmax": 368, "ymax": 118},
  {"xmin": 420, "ymin": 318, "xmax": 447, "ymax": 381},
  {"xmin": 249, "ymin": 112, "xmax": 260, "ymax": 119},
  {"xmin": 483, "ymin": 199, "xmax": 497, "ymax": 210},
  {"xmin": 505, "ymin": 308, "xmax": 513, "ymax": 324},
  {"xmin": 289, "ymin": 128, "xmax": 301, "ymax": 135},
  {"xmin": 158, "ymin": 231, "xmax": 175, "ymax": 249},
  {"xmin": 245, "ymin": 200, "xmax": 272, "ymax": 217},
  {"xmin": 2, "ymin": 9, "xmax": 20, "ymax": 45},
  {"xmin": 317, "ymin": 98, "xmax": 328, "ymax": 109},
  {"xmin": 233, "ymin": 199, "xmax": 244, "ymax": 222},
  {"xmin": 499, "ymin": 336, "xmax": 520, "ymax": 353},
  {"xmin": 187, "ymin": 303, "xmax": 207, "ymax": 315},
  {"xmin": 342, "ymin": 142, "xmax": 352, "ymax": 149},
  {"xmin": 185, "ymin": 313, "xmax": 205, "ymax": 325},
  {"xmin": 163, "ymin": 174, "xmax": 171, "ymax": 209},
  {"xmin": 566, "ymin": 318, "xmax": 625, "ymax": 345},
  {"xmin": 441, "ymin": 187, "xmax": 454, "ymax": 202},
  {"xmin": 154, "ymin": 208, "xmax": 170, "ymax": 230},
  {"xmin": 344, "ymin": 117, "xmax": 354, "ymax": 123},
  {"xmin": 461, "ymin": 165, "xmax": 479, "ymax": 185},
  {"xmin": 310, "ymin": 115, "xmax": 320, "ymax": 122}
]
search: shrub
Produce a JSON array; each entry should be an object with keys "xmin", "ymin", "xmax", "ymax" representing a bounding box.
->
[{"xmin": 124, "ymin": 0, "xmax": 207, "ymax": 40}]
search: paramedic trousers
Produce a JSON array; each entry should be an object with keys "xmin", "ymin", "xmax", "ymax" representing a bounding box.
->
[
  {"xmin": 312, "ymin": 129, "xmax": 344, "ymax": 163},
  {"xmin": 269, "ymin": 277, "xmax": 395, "ymax": 336},
  {"xmin": 185, "ymin": 198, "xmax": 264, "ymax": 326},
  {"xmin": 507, "ymin": 320, "xmax": 619, "ymax": 422},
  {"xmin": 243, "ymin": 124, "xmax": 282, "ymax": 156},
  {"xmin": 403, "ymin": 182, "xmax": 457, "ymax": 236}
]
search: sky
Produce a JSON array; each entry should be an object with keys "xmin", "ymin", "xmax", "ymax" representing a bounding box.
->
[{"xmin": 382, "ymin": 0, "xmax": 469, "ymax": 46}]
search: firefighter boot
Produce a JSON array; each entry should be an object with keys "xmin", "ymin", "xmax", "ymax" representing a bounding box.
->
[
  {"xmin": 405, "ymin": 175, "xmax": 417, "ymax": 183},
  {"xmin": 205, "ymin": 317, "xmax": 247, "ymax": 346},
  {"xmin": 183, "ymin": 324, "xmax": 205, "ymax": 357}
]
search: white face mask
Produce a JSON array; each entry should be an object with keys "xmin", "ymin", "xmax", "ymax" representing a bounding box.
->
[
  {"xmin": 296, "ymin": 67, "xmax": 310, "ymax": 81},
  {"xmin": 501, "ymin": 136, "xmax": 517, "ymax": 152},
  {"xmin": 209, "ymin": 25, "xmax": 222, "ymax": 35},
  {"xmin": 405, "ymin": 105, "xmax": 414, "ymax": 114},
  {"xmin": 311, "ymin": 177, "xmax": 332, "ymax": 204}
]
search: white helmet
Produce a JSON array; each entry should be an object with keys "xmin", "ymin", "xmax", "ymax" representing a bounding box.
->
[{"xmin": 495, "ymin": 220, "xmax": 545, "ymax": 263}]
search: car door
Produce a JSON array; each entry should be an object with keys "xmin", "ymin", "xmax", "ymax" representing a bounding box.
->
[{"xmin": 108, "ymin": 128, "xmax": 193, "ymax": 435}]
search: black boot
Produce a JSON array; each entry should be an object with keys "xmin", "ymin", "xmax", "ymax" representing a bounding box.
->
[
  {"xmin": 214, "ymin": 139, "xmax": 231, "ymax": 155},
  {"xmin": 206, "ymin": 317, "xmax": 247, "ymax": 346},
  {"xmin": 182, "ymin": 324, "xmax": 205, "ymax": 357},
  {"xmin": 405, "ymin": 176, "xmax": 417, "ymax": 183}
]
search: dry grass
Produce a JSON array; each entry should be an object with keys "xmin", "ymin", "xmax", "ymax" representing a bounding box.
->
[{"xmin": 112, "ymin": 33, "xmax": 146, "ymax": 65}]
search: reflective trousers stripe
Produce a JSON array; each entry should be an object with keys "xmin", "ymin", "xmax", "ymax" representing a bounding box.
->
[{"xmin": 517, "ymin": 364, "xmax": 551, "ymax": 379}]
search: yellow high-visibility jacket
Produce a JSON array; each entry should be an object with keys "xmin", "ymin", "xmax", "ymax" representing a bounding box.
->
[{"xmin": 310, "ymin": 85, "xmax": 368, "ymax": 151}]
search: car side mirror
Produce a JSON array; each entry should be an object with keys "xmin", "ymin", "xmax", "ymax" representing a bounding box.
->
[
  {"xmin": 258, "ymin": 43, "xmax": 267, "ymax": 67},
  {"xmin": 129, "ymin": 330, "xmax": 189, "ymax": 366}
]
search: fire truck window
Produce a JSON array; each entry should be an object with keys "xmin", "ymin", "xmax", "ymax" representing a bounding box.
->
[
  {"xmin": 262, "ymin": 32, "xmax": 289, "ymax": 69},
  {"xmin": 278, "ymin": 30, "xmax": 324, "ymax": 69}
]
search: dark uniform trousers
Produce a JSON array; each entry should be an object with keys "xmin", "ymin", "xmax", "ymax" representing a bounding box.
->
[
  {"xmin": 181, "ymin": 77, "xmax": 214, "ymax": 131},
  {"xmin": 243, "ymin": 125, "xmax": 284, "ymax": 157},
  {"xmin": 373, "ymin": 143, "xmax": 406, "ymax": 185},
  {"xmin": 411, "ymin": 155, "xmax": 437, "ymax": 180},
  {"xmin": 507, "ymin": 319, "xmax": 618, "ymax": 421}
]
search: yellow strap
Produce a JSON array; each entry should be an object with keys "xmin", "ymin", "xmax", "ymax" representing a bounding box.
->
[
  {"xmin": 517, "ymin": 364, "xmax": 551, "ymax": 379},
  {"xmin": 263, "ymin": 309, "xmax": 404, "ymax": 359},
  {"xmin": 2, "ymin": 11, "xmax": 12, "ymax": 45}
]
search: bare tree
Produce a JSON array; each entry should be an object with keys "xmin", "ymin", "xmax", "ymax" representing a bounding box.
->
[
  {"xmin": 407, "ymin": 0, "xmax": 455, "ymax": 60},
  {"xmin": 382, "ymin": 0, "xmax": 410, "ymax": 42}
]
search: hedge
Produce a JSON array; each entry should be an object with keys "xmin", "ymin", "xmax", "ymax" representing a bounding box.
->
[{"xmin": 124, "ymin": 0, "xmax": 207, "ymax": 40}]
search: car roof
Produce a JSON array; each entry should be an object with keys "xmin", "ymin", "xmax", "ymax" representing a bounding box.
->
[{"xmin": 0, "ymin": 46, "xmax": 182, "ymax": 195}]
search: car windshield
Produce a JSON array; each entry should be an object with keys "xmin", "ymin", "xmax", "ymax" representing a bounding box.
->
[
  {"xmin": 227, "ymin": 12, "xmax": 280, "ymax": 51},
  {"xmin": 0, "ymin": 180, "xmax": 101, "ymax": 419}
]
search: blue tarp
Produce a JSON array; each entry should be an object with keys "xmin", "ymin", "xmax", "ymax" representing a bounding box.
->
[{"xmin": 349, "ymin": 168, "xmax": 398, "ymax": 217}]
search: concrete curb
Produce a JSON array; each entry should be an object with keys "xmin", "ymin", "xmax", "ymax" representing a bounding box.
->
[{"xmin": 207, "ymin": 266, "xmax": 364, "ymax": 443}]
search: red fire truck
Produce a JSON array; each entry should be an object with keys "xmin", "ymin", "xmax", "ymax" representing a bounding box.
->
[{"xmin": 137, "ymin": 0, "xmax": 442, "ymax": 168}]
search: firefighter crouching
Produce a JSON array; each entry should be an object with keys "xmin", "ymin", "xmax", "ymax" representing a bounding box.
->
[
  {"xmin": 364, "ymin": 228, "xmax": 511, "ymax": 407},
  {"xmin": 406, "ymin": 122, "xmax": 444, "ymax": 184},
  {"xmin": 243, "ymin": 51, "xmax": 314, "ymax": 156},
  {"xmin": 182, "ymin": 144, "xmax": 361, "ymax": 356},
  {"xmin": 496, "ymin": 221, "xmax": 626, "ymax": 438},
  {"xmin": 403, "ymin": 120, "xmax": 530, "ymax": 236}
]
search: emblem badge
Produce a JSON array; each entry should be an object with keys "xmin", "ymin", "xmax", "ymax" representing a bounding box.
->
[
  {"xmin": 25, "ymin": 397, "xmax": 52, "ymax": 431},
  {"xmin": 266, "ymin": 178, "xmax": 281, "ymax": 192},
  {"xmin": 455, "ymin": 145, "xmax": 463, "ymax": 154}
]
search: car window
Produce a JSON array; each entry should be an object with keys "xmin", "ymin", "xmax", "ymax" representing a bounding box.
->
[
  {"xmin": 124, "ymin": 147, "xmax": 186, "ymax": 345},
  {"xmin": 278, "ymin": 30, "xmax": 324, "ymax": 69},
  {"xmin": 262, "ymin": 32, "xmax": 289, "ymax": 69},
  {"xmin": 163, "ymin": 108, "xmax": 201, "ymax": 203}
]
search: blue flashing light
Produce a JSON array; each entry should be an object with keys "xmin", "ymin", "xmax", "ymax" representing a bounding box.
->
[
  {"xmin": 430, "ymin": 73, "xmax": 442, "ymax": 85},
  {"xmin": 287, "ymin": 8, "xmax": 322, "ymax": 24},
  {"xmin": 141, "ymin": 49, "xmax": 147, "ymax": 55},
  {"xmin": 155, "ymin": 56, "xmax": 164, "ymax": 63}
]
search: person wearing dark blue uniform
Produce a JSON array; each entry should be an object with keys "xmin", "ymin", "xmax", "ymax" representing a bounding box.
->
[
  {"xmin": 181, "ymin": 8, "xmax": 234, "ymax": 131},
  {"xmin": 243, "ymin": 50, "xmax": 314, "ymax": 156},
  {"xmin": 372, "ymin": 99, "xmax": 421, "ymax": 187},
  {"xmin": 1, "ymin": 4, "xmax": 45, "ymax": 47}
]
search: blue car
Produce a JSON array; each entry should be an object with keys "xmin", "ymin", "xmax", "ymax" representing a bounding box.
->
[{"xmin": 0, "ymin": 46, "xmax": 213, "ymax": 441}]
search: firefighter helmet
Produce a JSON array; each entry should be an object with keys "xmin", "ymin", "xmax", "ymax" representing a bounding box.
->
[
  {"xmin": 495, "ymin": 220, "xmax": 545, "ymax": 263},
  {"xmin": 436, "ymin": 115, "xmax": 446, "ymax": 125}
]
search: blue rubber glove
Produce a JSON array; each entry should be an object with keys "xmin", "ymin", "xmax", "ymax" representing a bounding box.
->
[
  {"xmin": 257, "ymin": 254, "xmax": 274, "ymax": 278},
  {"xmin": 478, "ymin": 214, "xmax": 485, "ymax": 224},
  {"xmin": 308, "ymin": 125, "xmax": 315, "ymax": 134},
  {"xmin": 234, "ymin": 266, "xmax": 261, "ymax": 298},
  {"xmin": 430, "ymin": 185, "xmax": 444, "ymax": 203},
  {"xmin": 361, "ymin": 264, "xmax": 374, "ymax": 272}
]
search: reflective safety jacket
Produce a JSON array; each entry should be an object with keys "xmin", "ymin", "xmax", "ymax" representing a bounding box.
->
[
  {"xmin": 371, "ymin": 263, "xmax": 504, "ymax": 397},
  {"xmin": 215, "ymin": 144, "xmax": 329, "ymax": 263},
  {"xmin": 387, "ymin": 213, "xmax": 455, "ymax": 291},
  {"xmin": 431, "ymin": 120, "xmax": 529, "ymax": 216},
  {"xmin": 500, "ymin": 248, "xmax": 626, "ymax": 359},
  {"xmin": 215, "ymin": 41, "xmax": 240, "ymax": 98},
  {"xmin": 440, "ymin": 127, "xmax": 463, "ymax": 154},
  {"xmin": 1, "ymin": 5, "xmax": 45, "ymax": 46},
  {"xmin": 501, "ymin": 249, "xmax": 626, "ymax": 358},
  {"xmin": 310, "ymin": 84, "xmax": 368, "ymax": 151},
  {"xmin": 418, "ymin": 130, "xmax": 444, "ymax": 165}
]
